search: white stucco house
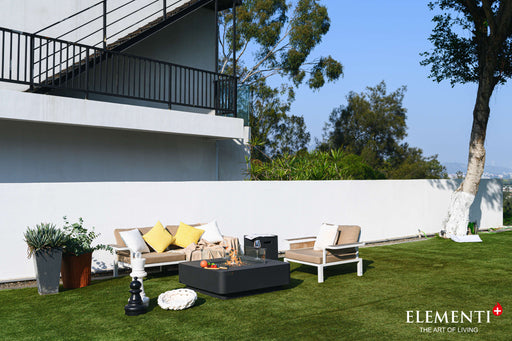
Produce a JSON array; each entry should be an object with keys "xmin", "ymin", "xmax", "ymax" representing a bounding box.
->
[
  {"xmin": 0, "ymin": 0, "xmax": 250, "ymax": 281},
  {"xmin": 0, "ymin": 0, "xmax": 249, "ymax": 184}
]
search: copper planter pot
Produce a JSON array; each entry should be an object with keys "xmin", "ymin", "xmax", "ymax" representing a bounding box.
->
[{"xmin": 61, "ymin": 252, "xmax": 92, "ymax": 289}]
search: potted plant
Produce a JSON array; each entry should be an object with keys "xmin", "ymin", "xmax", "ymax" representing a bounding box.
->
[
  {"xmin": 61, "ymin": 216, "xmax": 112, "ymax": 289},
  {"xmin": 24, "ymin": 223, "xmax": 67, "ymax": 295}
]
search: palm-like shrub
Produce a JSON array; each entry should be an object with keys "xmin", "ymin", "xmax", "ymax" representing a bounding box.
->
[{"xmin": 24, "ymin": 223, "xmax": 67, "ymax": 258}]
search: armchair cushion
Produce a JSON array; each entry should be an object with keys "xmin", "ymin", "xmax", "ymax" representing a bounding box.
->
[
  {"xmin": 313, "ymin": 223, "xmax": 339, "ymax": 250},
  {"xmin": 336, "ymin": 225, "xmax": 361, "ymax": 245}
]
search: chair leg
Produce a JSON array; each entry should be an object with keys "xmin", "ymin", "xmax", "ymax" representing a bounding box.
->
[
  {"xmin": 357, "ymin": 259, "xmax": 363, "ymax": 276},
  {"xmin": 317, "ymin": 265, "xmax": 324, "ymax": 283}
]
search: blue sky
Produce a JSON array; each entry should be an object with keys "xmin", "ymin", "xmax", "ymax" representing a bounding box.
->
[{"xmin": 285, "ymin": 0, "xmax": 511, "ymax": 169}]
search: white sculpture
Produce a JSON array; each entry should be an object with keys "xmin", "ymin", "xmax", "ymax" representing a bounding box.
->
[
  {"xmin": 158, "ymin": 289, "xmax": 197, "ymax": 310},
  {"xmin": 130, "ymin": 252, "xmax": 149, "ymax": 307}
]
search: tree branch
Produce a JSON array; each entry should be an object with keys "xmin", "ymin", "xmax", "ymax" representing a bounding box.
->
[
  {"xmin": 220, "ymin": 57, "xmax": 229, "ymax": 74},
  {"xmin": 464, "ymin": 0, "xmax": 486, "ymax": 37},
  {"xmin": 481, "ymin": 0, "xmax": 496, "ymax": 36},
  {"xmin": 241, "ymin": 26, "xmax": 291, "ymax": 83},
  {"xmin": 236, "ymin": 39, "xmax": 250, "ymax": 65},
  {"xmin": 219, "ymin": 22, "xmax": 228, "ymax": 61},
  {"xmin": 494, "ymin": 0, "xmax": 512, "ymax": 44}
]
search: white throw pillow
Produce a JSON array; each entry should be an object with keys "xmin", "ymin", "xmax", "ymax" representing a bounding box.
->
[
  {"xmin": 313, "ymin": 223, "xmax": 339, "ymax": 250},
  {"xmin": 199, "ymin": 220, "xmax": 224, "ymax": 243},
  {"xmin": 120, "ymin": 229, "xmax": 150, "ymax": 253}
]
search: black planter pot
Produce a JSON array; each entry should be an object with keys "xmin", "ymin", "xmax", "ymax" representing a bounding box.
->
[{"xmin": 34, "ymin": 248, "xmax": 63, "ymax": 295}]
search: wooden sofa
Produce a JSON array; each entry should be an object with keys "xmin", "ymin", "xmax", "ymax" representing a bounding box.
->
[{"xmin": 111, "ymin": 224, "xmax": 239, "ymax": 277}]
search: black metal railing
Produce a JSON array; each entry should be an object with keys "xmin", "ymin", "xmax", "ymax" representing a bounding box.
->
[
  {"xmin": 35, "ymin": 0, "xmax": 201, "ymax": 49},
  {"xmin": 0, "ymin": 27, "xmax": 235, "ymax": 115}
]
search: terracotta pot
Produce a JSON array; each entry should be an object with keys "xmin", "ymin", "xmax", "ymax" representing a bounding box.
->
[{"xmin": 61, "ymin": 252, "xmax": 92, "ymax": 289}]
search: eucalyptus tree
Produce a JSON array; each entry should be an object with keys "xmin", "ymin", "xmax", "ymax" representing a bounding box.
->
[
  {"xmin": 219, "ymin": 0, "xmax": 343, "ymax": 159},
  {"xmin": 421, "ymin": 0, "xmax": 512, "ymax": 236}
]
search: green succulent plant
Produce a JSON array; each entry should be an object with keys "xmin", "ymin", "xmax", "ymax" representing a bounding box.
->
[
  {"xmin": 24, "ymin": 223, "xmax": 67, "ymax": 258},
  {"xmin": 62, "ymin": 216, "xmax": 112, "ymax": 256}
]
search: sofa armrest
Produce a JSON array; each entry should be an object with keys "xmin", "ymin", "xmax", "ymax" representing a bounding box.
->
[
  {"xmin": 286, "ymin": 237, "xmax": 316, "ymax": 250},
  {"xmin": 286, "ymin": 237, "xmax": 316, "ymax": 243},
  {"xmin": 110, "ymin": 244, "xmax": 130, "ymax": 253}
]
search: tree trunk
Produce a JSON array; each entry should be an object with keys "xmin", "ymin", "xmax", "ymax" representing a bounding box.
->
[{"xmin": 443, "ymin": 72, "xmax": 495, "ymax": 237}]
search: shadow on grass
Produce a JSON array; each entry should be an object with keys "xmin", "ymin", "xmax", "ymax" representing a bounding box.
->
[
  {"xmin": 145, "ymin": 266, "xmax": 180, "ymax": 279},
  {"xmin": 59, "ymin": 276, "xmax": 115, "ymax": 292},
  {"xmin": 284, "ymin": 277, "xmax": 303, "ymax": 290}
]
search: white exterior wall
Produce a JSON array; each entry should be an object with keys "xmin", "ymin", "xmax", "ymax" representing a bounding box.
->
[
  {"xmin": 0, "ymin": 120, "xmax": 224, "ymax": 182},
  {"xmin": 0, "ymin": 90, "xmax": 249, "ymax": 182},
  {"xmin": 125, "ymin": 8, "xmax": 216, "ymax": 71},
  {"xmin": 0, "ymin": 179, "xmax": 502, "ymax": 282},
  {"xmin": 0, "ymin": 89, "xmax": 245, "ymax": 139}
]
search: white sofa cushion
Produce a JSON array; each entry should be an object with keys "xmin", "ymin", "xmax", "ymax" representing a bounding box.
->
[
  {"xmin": 120, "ymin": 229, "xmax": 150, "ymax": 253},
  {"xmin": 200, "ymin": 220, "xmax": 224, "ymax": 243}
]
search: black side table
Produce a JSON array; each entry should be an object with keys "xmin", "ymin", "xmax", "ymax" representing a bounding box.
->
[{"xmin": 244, "ymin": 235, "xmax": 278, "ymax": 260}]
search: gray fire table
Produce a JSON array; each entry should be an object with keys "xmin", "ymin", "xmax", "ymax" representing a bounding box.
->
[{"xmin": 179, "ymin": 257, "xmax": 290, "ymax": 299}]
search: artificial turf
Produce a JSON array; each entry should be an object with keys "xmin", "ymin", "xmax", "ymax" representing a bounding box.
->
[{"xmin": 0, "ymin": 231, "xmax": 510, "ymax": 340}]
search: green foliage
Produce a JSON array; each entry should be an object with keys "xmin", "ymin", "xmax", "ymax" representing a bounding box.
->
[
  {"xmin": 319, "ymin": 81, "xmax": 407, "ymax": 166},
  {"xmin": 248, "ymin": 81, "xmax": 310, "ymax": 159},
  {"xmin": 221, "ymin": 0, "xmax": 342, "ymax": 89},
  {"xmin": 504, "ymin": 190, "xmax": 512, "ymax": 225},
  {"xmin": 248, "ymin": 149, "xmax": 384, "ymax": 180},
  {"xmin": 219, "ymin": 0, "xmax": 342, "ymax": 158},
  {"xmin": 421, "ymin": 1, "xmax": 512, "ymax": 87},
  {"xmin": 384, "ymin": 146, "xmax": 448, "ymax": 179},
  {"xmin": 23, "ymin": 223, "xmax": 67, "ymax": 258},
  {"xmin": 319, "ymin": 81, "xmax": 447, "ymax": 179},
  {"xmin": 62, "ymin": 216, "xmax": 111, "ymax": 256}
]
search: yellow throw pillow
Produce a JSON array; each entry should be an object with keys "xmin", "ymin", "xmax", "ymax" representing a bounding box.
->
[
  {"xmin": 173, "ymin": 222, "xmax": 205, "ymax": 248},
  {"xmin": 143, "ymin": 221, "xmax": 175, "ymax": 253}
]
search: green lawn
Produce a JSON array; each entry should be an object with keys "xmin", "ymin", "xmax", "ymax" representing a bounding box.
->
[{"xmin": 1, "ymin": 232, "xmax": 511, "ymax": 340}]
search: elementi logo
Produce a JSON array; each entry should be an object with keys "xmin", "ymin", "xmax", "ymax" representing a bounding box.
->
[{"xmin": 406, "ymin": 303, "xmax": 503, "ymax": 334}]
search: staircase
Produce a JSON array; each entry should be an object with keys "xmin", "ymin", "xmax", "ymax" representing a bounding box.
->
[{"xmin": 0, "ymin": 0, "xmax": 237, "ymax": 116}]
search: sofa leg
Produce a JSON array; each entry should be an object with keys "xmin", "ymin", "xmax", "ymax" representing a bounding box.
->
[
  {"xmin": 357, "ymin": 259, "xmax": 363, "ymax": 276},
  {"xmin": 317, "ymin": 266, "xmax": 324, "ymax": 283},
  {"xmin": 113, "ymin": 259, "xmax": 118, "ymax": 278}
]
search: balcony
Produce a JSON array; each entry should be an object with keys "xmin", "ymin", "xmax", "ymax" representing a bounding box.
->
[{"xmin": 0, "ymin": 27, "xmax": 236, "ymax": 116}]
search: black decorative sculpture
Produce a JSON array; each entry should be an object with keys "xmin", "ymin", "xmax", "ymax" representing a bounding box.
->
[{"xmin": 124, "ymin": 277, "xmax": 147, "ymax": 316}]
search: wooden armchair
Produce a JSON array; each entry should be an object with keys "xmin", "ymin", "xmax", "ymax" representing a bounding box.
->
[{"xmin": 284, "ymin": 225, "xmax": 364, "ymax": 283}]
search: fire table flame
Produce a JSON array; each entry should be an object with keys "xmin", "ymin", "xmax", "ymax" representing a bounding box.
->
[{"xmin": 226, "ymin": 249, "xmax": 242, "ymax": 266}]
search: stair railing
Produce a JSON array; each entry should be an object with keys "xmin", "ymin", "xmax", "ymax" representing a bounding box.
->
[
  {"xmin": 0, "ymin": 26, "xmax": 236, "ymax": 116},
  {"xmin": 35, "ymin": 0, "xmax": 195, "ymax": 49}
]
